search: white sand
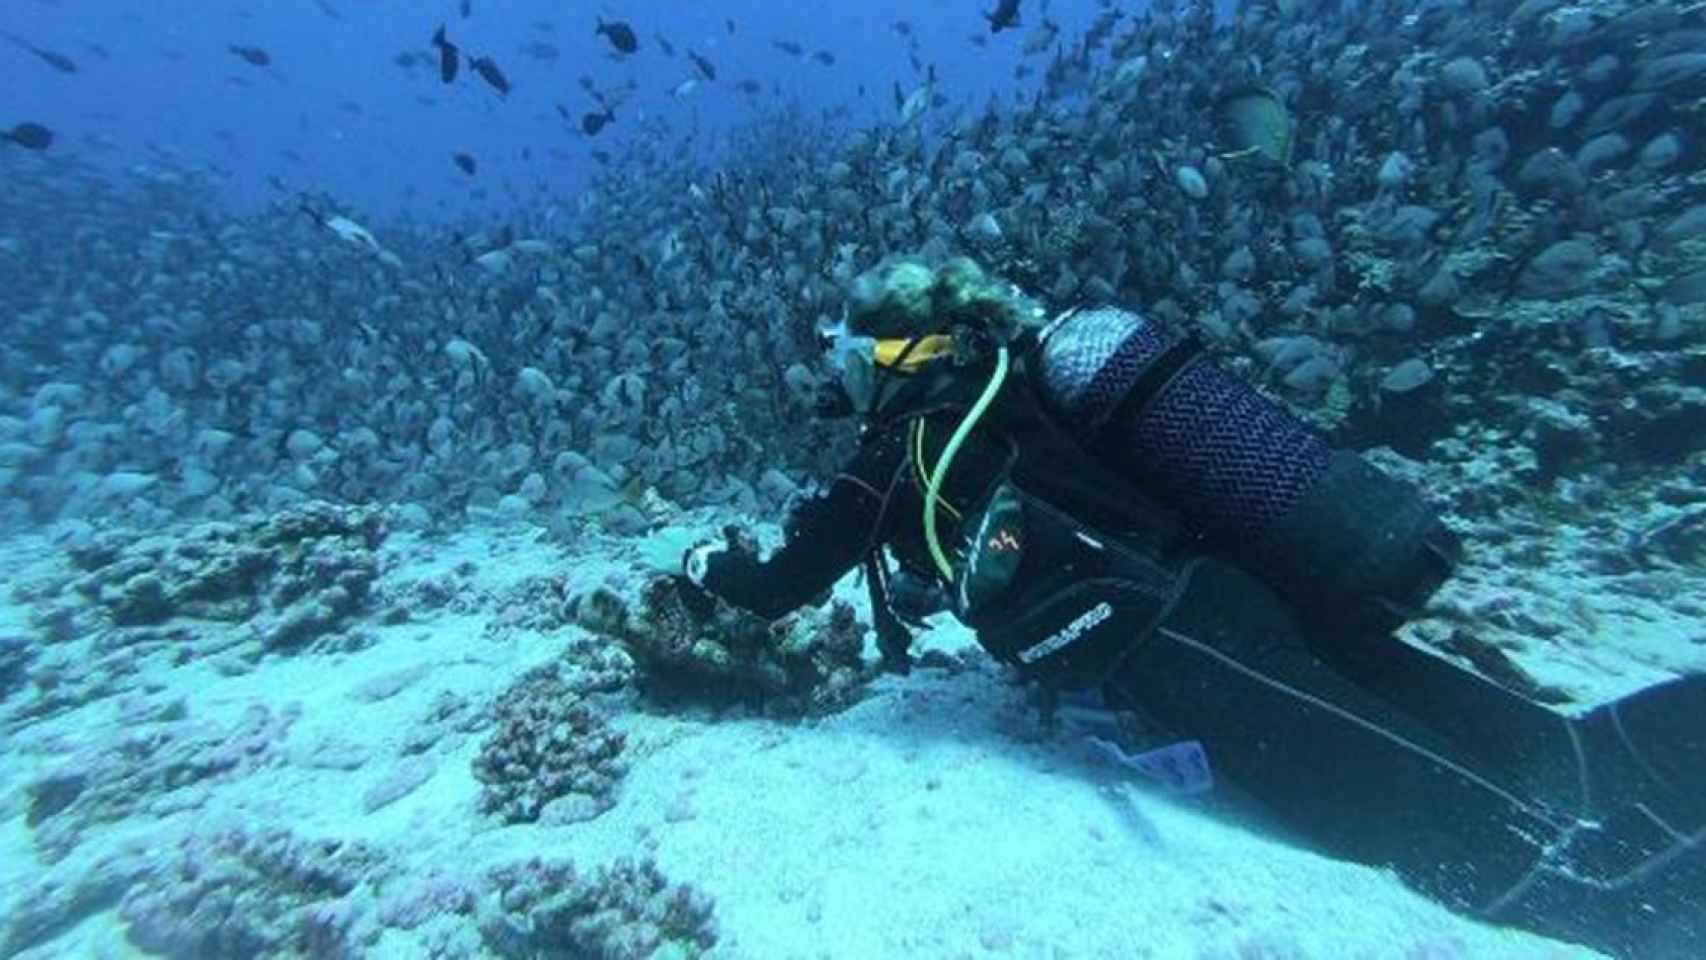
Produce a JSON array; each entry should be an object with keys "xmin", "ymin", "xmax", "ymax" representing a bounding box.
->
[{"xmin": 0, "ymin": 522, "xmax": 1635, "ymax": 959}]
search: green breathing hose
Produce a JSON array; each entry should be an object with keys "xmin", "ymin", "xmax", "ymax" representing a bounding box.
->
[{"xmin": 923, "ymin": 345, "xmax": 1010, "ymax": 581}]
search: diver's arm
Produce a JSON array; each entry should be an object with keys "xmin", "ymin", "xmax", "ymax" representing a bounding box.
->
[{"xmin": 692, "ymin": 430, "xmax": 906, "ymax": 620}]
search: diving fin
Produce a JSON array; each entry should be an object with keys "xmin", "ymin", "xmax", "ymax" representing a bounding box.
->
[{"xmin": 1482, "ymin": 675, "xmax": 1706, "ymax": 958}]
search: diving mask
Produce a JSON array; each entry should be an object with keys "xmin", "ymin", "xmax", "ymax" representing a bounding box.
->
[{"xmin": 821, "ymin": 322, "xmax": 956, "ymax": 415}]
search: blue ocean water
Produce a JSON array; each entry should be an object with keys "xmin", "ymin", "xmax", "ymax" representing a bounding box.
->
[{"xmin": 2, "ymin": 0, "xmax": 1703, "ymax": 958}]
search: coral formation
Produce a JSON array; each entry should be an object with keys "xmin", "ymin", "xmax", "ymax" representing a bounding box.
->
[
  {"xmin": 573, "ymin": 570, "xmax": 873, "ymax": 717},
  {"xmin": 61, "ymin": 501, "xmax": 386, "ymax": 652},
  {"xmin": 117, "ymin": 827, "xmax": 389, "ymax": 960},
  {"xmin": 471, "ymin": 654, "xmax": 631, "ymax": 825},
  {"xmin": 24, "ymin": 701, "xmax": 298, "ymax": 862},
  {"xmin": 479, "ymin": 855, "xmax": 717, "ymax": 960}
]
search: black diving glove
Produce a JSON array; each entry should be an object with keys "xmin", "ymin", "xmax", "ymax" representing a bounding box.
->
[{"xmin": 811, "ymin": 382, "xmax": 856, "ymax": 419}]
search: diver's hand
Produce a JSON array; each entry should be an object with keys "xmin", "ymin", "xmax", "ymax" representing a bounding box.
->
[
  {"xmin": 635, "ymin": 526, "xmax": 704, "ymax": 577},
  {"xmin": 811, "ymin": 382, "xmax": 855, "ymax": 419}
]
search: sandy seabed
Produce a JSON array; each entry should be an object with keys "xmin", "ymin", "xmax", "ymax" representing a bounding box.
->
[{"xmin": 0, "ymin": 523, "xmax": 1615, "ymax": 959}]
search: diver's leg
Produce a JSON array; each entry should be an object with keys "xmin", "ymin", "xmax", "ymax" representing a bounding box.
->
[{"xmin": 1104, "ymin": 558, "xmax": 1706, "ymax": 956}]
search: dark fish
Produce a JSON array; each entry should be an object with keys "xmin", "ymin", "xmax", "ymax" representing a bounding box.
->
[
  {"xmin": 985, "ymin": 0, "xmax": 1022, "ymax": 33},
  {"xmin": 772, "ymin": 39, "xmax": 803, "ymax": 57},
  {"xmin": 6, "ymin": 34, "xmax": 78, "ymax": 73},
  {"xmin": 581, "ymin": 108, "xmax": 615, "ymax": 136},
  {"xmin": 736, "ymin": 78, "xmax": 761, "ymax": 95},
  {"xmin": 811, "ymin": 50, "xmax": 835, "ymax": 66},
  {"xmin": 470, "ymin": 55, "xmax": 509, "ymax": 95},
  {"xmin": 590, "ymin": 149, "xmax": 611, "ymax": 165},
  {"xmin": 688, "ymin": 50, "xmax": 716, "ymax": 81},
  {"xmin": 453, "ymin": 152, "xmax": 476, "ymax": 175},
  {"xmin": 892, "ymin": 20, "xmax": 913, "ymax": 37},
  {"xmin": 229, "ymin": 44, "xmax": 271, "ymax": 66},
  {"xmin": 431, "ymin": 25, "xmax": 459, "ymax": 83},
  {"xmin": 726, "ymin": 19, "xmax": 736, "ymax": 35},
  {"xmin": 655, "ymin": 33, "xmax": 675, "ymax": 57},
  {"xmin": 596, "ymin": 18, "xmax": 638, "ymax": 55},
  {"xmin": 314, "ymin": 0, "xmax": 344, "ymax": 20},
  {"xmin": 3, "ymin": 122, "xmax": 53, "ymax": 150},
  {"xmin": 459, "ymin": 0, "xmax": 471, "ymax": 17}
]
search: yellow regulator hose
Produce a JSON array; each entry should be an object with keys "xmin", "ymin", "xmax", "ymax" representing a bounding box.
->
[{"xmin": 923, "ymin": 345, "xmax": 1009, "ymax": 581}]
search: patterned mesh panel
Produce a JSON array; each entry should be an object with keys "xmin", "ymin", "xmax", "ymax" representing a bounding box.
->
[
  {"xmin": 1037, "ymin": 307, "xmax": 1170, "ymax": 428},
  {"xmin": 1035, "ymin": 306, "xmax": 1330, "ymax": 543},
  {"xmin": 1127, "ymin": 360, "xmax": 1331, "ymax": 541}
]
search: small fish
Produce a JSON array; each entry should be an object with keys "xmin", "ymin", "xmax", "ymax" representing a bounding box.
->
[
  {"xmin": 892, "ymin": 20, "xmax": 914, "ymax": 37},
  {"xmin": 736, "ymin": 77, "xmax": 761, "ymax": 96},
  {"xmin": 431, "ymin": 25, "xmax": 459, "ymax": 83},
  {"xmin": 985, "ymin": 0, "xmax": 1022, "ymax": 33},
  {"xmin": 229, "ymin": 45, "xmax": 271, "ymax": 66},
  {"xmin": 688, "ymin": 50, "xmax": 716, "ymax": 81},
  {"xmin": 394, "ymin": 50, "xmax": 419, "ymax": 70},
  {"xmin": 301, "ymin": 203, "xmax": 399, "ymax": 266},
  {"xmin": 669, "ymin": 77, "xmax": 698, "ymax": 98},
  {"xmin": 1021, "ymin": 18, "xmax": 1058, "ymax": 55},
  {"xmin": 596, "ymin": 18, "xmax": 638, "ymax": 55},
  {"xmin": 811, "ymin": 50, "xmax": 835, "ymax": 66},
  {"xmin": 453, "ymin": 152, "xmax": 476, "ymax": 175},
  {"xmin": 470, "ymin": 55, "xmax": 509, "ymax": 95},
  {"xmin": 520, "ymin": 40, "xmax": 559, "ymax": 62},
  {"xmin": 2, "ymin": 122, "xmax": 53, "ymax": 150},
  {"xmin": 726, "ymin": 18, "xmax": 736, "ymax": 35},
  {"xmin": 772, "ymin": 39, "xmax": 803, "ymax": 57},
  {"xmin": 472, "ymin": 249, "xmax": 513, "ymax": 274},
  {"xmin": 896, "ymin": 65, "xmax": 936, "ymax": 126},
  {"xmin": 581, "ymin": 108, "xmax": 615, "ymax": 136},
  {"xmin": 655, "ymin": 33, "xmax": 676, "ymax": 57},
  {"xmin": 5, "ymin": 34, "xmax": 78, "ymax": 73},
  {"xmin": 459, "ymin": 0, "xmax": 471, "ymax": 18}
]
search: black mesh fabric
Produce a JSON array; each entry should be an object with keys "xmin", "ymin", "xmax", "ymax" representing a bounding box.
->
[
  {"xmin": 1126, "ymin": 359, "xmax": 1331, "ymax": 542},
  {"xmin": 1075, "ymin": 317, "xmax": 1176, "ymax": 431},
  {"xmin": 1038, "ymin": 307, "xmax": 1168, "ymax": 428},
  {"xmin": 1036, "ymin": 305, "xmax": 1332, "ymax": 545}
]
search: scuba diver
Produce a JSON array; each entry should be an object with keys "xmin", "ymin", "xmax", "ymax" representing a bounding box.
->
[{"xmin": 653, "ymin": 256, "xmax": 1705, "ymax": 957}]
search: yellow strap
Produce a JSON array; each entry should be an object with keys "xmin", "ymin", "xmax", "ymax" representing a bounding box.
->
[{"xmin": 876, "ymin": 335, "xmax": 954, "ymax": 373}]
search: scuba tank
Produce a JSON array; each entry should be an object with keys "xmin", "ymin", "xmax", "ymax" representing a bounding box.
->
[{"xmin": 1028, "ymin": 306, "xmax": 1459, "ymax": 635}]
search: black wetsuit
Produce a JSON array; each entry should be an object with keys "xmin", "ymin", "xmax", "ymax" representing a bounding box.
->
[{"xmin": 698, "ymin": 308, "xmax": 1706, "ymax": 958}]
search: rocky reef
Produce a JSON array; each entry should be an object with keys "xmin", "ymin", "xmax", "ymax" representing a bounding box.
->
[{"xmin": 572, "ymin": 568, "xmax": 874, "ymax": 718}]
